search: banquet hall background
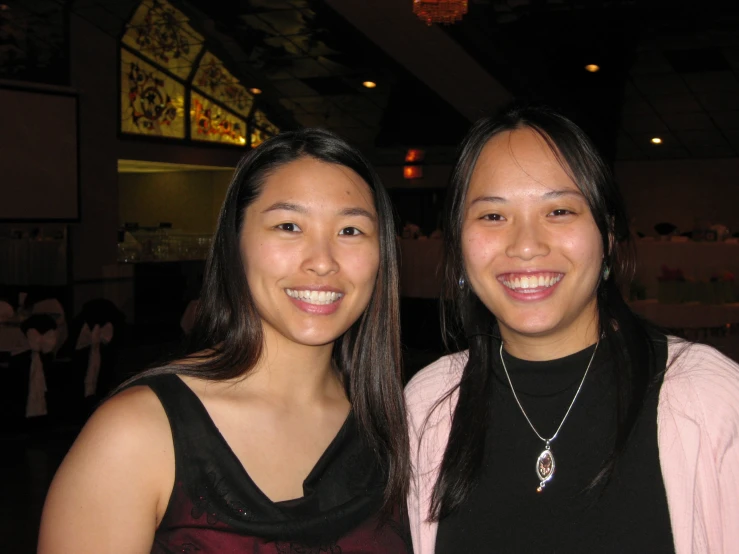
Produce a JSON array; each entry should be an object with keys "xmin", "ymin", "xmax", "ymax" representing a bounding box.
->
[{"xmin": 2, "ymin": 0, "xmax": 739, "ymax": 551}]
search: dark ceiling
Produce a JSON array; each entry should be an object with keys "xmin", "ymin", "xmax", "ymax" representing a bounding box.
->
[
  {"xmin": 6, "ymin": 0, "xmax": 739, "ymax": 163},
  {"xmin": 445, "ymin": 0, "xmax": 739, "ymax": 161}
]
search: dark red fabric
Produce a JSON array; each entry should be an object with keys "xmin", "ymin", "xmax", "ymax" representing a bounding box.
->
[
  {"xmin": 153, "ymin": 482, "xmax": 410, "ymax": 553},
  {"xmin": 136, "ymin": 375, "xmax": 411, "ymax": 554}
]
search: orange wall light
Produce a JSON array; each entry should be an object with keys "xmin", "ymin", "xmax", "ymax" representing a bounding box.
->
[
  {"xmin": 403, "ymin": 165, "xmax": 424, "ymax": 180},
  {"xmin": 405, "ymin": 148, "xmax": 425, "ymax": 163}
]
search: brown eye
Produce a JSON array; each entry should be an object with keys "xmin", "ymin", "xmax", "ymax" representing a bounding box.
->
[
  {"xmin": 339, "ymin": 226, "xmax": 363, "ymax": 236},
  {"xmin": 276, "ymin": 222, "xmax": 301, "ymax": 232},
  {"xmin": 482, "ymin": 213, "xmax": 505, "ymax": 221},
  {"xmin": 550, "ymin": 209, "xmax": 574, "ymax": 217}
]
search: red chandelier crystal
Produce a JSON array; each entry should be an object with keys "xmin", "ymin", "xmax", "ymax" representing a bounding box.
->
[{"xmin": 413, "ymin": 0, "xmax": 468, "ymax": 25}]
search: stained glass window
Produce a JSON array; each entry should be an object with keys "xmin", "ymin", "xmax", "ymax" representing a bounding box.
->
[
  {"xmin": 190, "ymin": 91, "xmax": 247, "ymax": 145},
  {"xmin": 121, "ymin": 0, "xmax": 279, "ymax": 148},
  {"xmin": 122, "ymin": 0, "xmax": 204, "ymax": 81},
  {"xmin": 121, "ymin": 49, "xmax": 186, "ymax": 138},
  {"xmin": 251, "ymin": 109, "xmax": 280, "ymax": 147},
  {"xmin": 193, "ymin": 51, "xmax": 254, "ymax": 118}
]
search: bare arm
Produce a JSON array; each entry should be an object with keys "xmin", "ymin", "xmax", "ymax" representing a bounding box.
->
[{"xmin": 38, "ymin": 386, "xmax": 174, "ymax": 554}]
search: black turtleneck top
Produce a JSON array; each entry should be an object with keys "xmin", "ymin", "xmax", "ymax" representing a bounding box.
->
[{"xmin": 435, "ymin": 339, "xmax": 675, "ymax": 553}]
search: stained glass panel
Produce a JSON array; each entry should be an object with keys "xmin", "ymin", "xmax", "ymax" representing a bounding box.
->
[
  {"xmin": 254, "ymin": 110, "xmax": 280, "ymax": 135},
  {"xmin": 251, "ymin": 109, "xmax": 280, "ymax": 147},
  {"xmin": 190, "ymin": 91, "xmax": 246, "ymax": 146},
  {"xmin": 193, "ymin": 51, "xmax": 254, "ymax": 118},
  {"xmin": 121, "ymin": 49, "xmax": 185, "ymax": 138},
  {"xmin": 122, "ymin": 0, "xmax": 204, "ymax": 81}
]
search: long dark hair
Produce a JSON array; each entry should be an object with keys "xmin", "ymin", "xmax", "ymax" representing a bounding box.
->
[
  {"xmin": 126, "ymin": 128, "xmax": 408, "ymax": 509},
  {"xmin": 428, "ymin": 105, "xmax": 658, "ymax": 520}
]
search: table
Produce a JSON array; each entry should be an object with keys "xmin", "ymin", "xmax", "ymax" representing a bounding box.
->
[
  {"xmin": 629, "ymin": 299, "xmax": 739, "ymax": 330},
  {"xmin": 634, "ymin": 240, "xmax": 739, "ymax": 298}
]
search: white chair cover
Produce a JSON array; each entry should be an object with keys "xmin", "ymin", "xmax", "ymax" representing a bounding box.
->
[
  {"xmin": 32, "ymin": 298, "xmax": 67, "ymax": 348},
  {"xmin": 26, "ymin": 328, "xmax": 57, "ymax": 417},
  {"xmin": 0, "ymin": 300, "xmax": 13, "ymax": 323},
  {"xmin": 76, "ymin": 323, "xmax": 114, "ymax": 397}
]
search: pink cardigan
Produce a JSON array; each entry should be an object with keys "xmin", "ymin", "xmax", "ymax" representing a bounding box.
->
[{"xmin": 406, "ymin": 340, "xmax": 739, "ymax": 553}]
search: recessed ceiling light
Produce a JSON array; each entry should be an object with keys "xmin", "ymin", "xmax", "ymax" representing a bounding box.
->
[
  {"xmin": 362, "ymin": 81, "xmax": 377, "ymax": 89},
  {"xmin": 584, "ymin": 64, "xmax": 600, "ymax": 73},
  {"xmin": 651, "ymin": 137, "xmax": 663, "ymax": 144},
  {"xmin": 248, "ymin": 87, "xmax": 262, "ymax": 95}
]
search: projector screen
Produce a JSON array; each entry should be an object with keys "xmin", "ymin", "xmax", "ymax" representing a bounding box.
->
[{"xmin": 0, "ymin": 87, "xmax": 79, "ymax": 220}]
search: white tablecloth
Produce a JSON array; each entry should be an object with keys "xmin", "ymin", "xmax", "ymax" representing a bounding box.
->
[
  {"xmin": 635, "ymin": 240, "xmax": 739, "ymax": 298},
  {"xmin": 629, "ymin": 299, "xmax": 739, "ymax": 329}
]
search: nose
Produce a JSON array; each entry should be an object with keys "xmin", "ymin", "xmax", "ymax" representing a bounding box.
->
[
  {"xmin": 302, "ymin": 234, "xmax": 340, "ymax": 276},
  {"xmin": 505, "ymin": 219, "xmax": 550, "ymax": 261}
]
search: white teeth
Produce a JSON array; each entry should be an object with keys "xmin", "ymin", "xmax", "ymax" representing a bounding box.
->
[
  {"xmin": 502, "ymin": 274, "xmax": 562, "ymax": 292},
  {"xmin": 285, "ymin": 289, "xmax": 343, "ymax": 305}
]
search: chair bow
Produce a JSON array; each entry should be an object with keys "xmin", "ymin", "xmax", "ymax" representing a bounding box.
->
[
  {"xmin": 76, "ymin": 323, "xmax": 114, "ymax": 397},
  {"xmin": 26, "ymin": 328, "xmax": 58, "ymax": 418},
  {"xmin": 0, "ymin": 301, "xmax": 13, "ymax": 323}
]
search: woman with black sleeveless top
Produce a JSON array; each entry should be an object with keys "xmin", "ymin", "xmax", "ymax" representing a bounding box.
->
[
  {"xmin": 406, "ymin": 107, "xmax": 739, "ymax": 553},
  {"xmin": 39, "ymin": 129, "xmax": 411, "ymax": 553}
]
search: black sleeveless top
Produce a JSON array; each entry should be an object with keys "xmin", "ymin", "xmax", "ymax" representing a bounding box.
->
[
  {"xmin": 138, "ymin": 374, "xmax": 411, "ymax": 553},
  {"xmin": 436, "ymin": 338, "xmax": 675, "ymax": 553}
]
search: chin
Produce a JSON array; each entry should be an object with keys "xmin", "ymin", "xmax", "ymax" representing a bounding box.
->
[
  {"xmin": 289, "ymin": 329, "xmax": 345, "ymax": 347},
  {"xmin": 497, "ymin": 311, "xmax": 562, "ymax": 338}
]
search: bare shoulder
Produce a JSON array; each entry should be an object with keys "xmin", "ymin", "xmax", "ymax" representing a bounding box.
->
[
  {"xmin": 75, "ymin": 384, "xmax": 172, "ymax": 455},
  {"xmin": 38, "ymin": 384, "xmax": 174, "ymax": 554}
]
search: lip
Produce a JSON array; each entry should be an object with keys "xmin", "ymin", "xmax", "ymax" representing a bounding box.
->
[
  {"xmin": 285, "ymin": 286, "xmax": 344, "ymax": 315},
  {"xmin": 285, "ymin": 285, "xmax": 343, "ymax": 293},
  {"xmin": 497, "ymin": 271, "xmax": 564, "ymax": 302}
]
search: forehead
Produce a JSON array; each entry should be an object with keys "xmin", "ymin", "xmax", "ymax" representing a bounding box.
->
[
  {"xmin": 468, "ymin": 129, "xmax": 579, "ymax": 196},
  {"xmin": 257, "ymin": 157, "xmax": 375, "ymax": 209}
]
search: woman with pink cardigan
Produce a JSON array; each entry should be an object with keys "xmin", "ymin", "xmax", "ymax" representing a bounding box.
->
[{"xmin": 406, "ymin": 106, "xmax": 739, "ymax": 553}]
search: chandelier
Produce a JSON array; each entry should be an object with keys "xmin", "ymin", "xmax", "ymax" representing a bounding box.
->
[{"xmin": 413, "ymin": 0, "xmax": 468, "ymax": 25}]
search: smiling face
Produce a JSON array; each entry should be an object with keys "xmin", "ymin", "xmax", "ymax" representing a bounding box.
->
[
  {"xmin": 240, "ymin": 156, "xmax": 380, "ymax": 350},
  {"xmin": 462, "ymin": 128, "xmax": 604, "ymax": 353}
]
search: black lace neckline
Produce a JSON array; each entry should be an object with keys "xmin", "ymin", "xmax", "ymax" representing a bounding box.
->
[
  {"xmin": 174, "ymin": 375, "xmax": 354, "ymax": 508},
  {"xmin": 139, "ymin": 373, "xmax": 387, "ymax": 544}
]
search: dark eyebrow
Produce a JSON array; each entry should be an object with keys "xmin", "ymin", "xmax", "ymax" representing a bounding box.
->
[
  {"xmin": 339, "ymin": 207, "xmax": 377, "ymax": 222},
  {"xmin": 261, "ymin": 202, "xmax": 377, "ymax": 222},
  {"xmin": 468, "ymin": 195, "xmax": 507, "ymax": 205},
  {"xmin": 261, "ymin": 201, "xmax": 307, "ymax": 214},
  {"xmin": 541, "ymin": 189, "xmax": 585, "ymax": 200},
  {"xmin": 468, "ymin": 190, "xmax": 584, "ymax": 206}
]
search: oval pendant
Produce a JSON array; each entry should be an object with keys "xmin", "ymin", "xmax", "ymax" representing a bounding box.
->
[{"xmin": 536, "ymin": 448, "xmax": 555, "ymax": 484}]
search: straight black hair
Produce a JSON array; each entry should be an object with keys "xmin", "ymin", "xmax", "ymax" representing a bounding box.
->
[
  {"xmin": 122, "ymin": 128, "xmax": 409, "ymax": 510},
  {"xmin": 428, "ymin": 105, "xmax": 659, "ymax": 520}
]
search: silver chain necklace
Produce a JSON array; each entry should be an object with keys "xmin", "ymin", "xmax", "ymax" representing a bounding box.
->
[{"xmin": 498, "ymin": 340, "xmax": 599, "ymax": 493}]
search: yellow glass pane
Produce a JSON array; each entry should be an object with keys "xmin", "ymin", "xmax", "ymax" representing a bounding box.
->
[
  {"xmin": 193, "ymin": 51, "xmax": 254, "ymax": 118},
  {"xmin": 250, "ymin": 128, "xmax": 271, "ymax": 148},
  {"xmin": 121, "ymin": 49, "xmax": 185, "ymax": 138},
  {"xmin": 122, "ymin": 0, "xmax": 204, "ymax": 80},
  {"xmin": 254, "ymin": 109, "xmax": 280, "ymax": 135},
  {"xmin": 190, "ymin": 91, "xmax": 246, "ymax": 146}
]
